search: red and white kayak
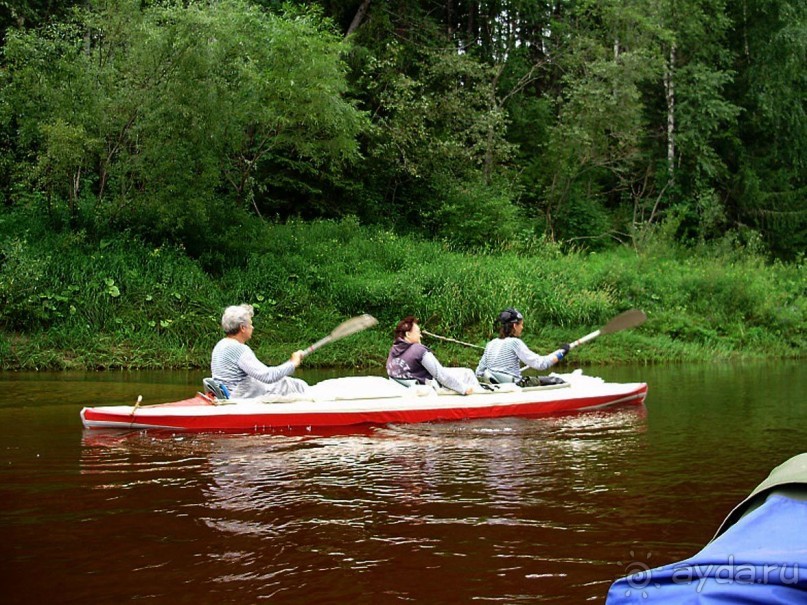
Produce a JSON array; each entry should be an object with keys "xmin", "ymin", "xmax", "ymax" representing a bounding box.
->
[{"xmin": 80, "ymin": 371, "xmax": 648, "ymax": 433}]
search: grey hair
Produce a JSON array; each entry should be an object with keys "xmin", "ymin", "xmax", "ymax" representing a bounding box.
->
[{"xmin": 221, "ymin": 304, "xmax": 254, "ymax": 335}]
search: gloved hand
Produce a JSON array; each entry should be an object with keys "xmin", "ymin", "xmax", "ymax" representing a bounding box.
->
[{"xmin": 554, "ymin": 343, "xmax": 571, "ymax": 363}]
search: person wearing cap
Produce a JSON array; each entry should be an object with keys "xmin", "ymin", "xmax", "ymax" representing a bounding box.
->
[
  {"xmin": 475, "ymin": 307, "xmax": 570, "ymax": 384},
  {"xmin": 387, "ymin": 316, "xmax": 479, "ymax": 395},
  {"xmin": 211, "ymin": 304, "xmax": 309, "ymax": 398}
]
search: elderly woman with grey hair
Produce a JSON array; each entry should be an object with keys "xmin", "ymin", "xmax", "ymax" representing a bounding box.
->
[{"xmin": 211, "ymin": 304, "xmax": 308, "ymax": 398}]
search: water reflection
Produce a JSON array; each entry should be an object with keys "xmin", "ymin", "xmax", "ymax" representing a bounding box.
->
[
  {"xmin": 73, "ymin": 406, "xmax": 650, "ymax": 602},
  {"xmin": 4, "ymin": 361, "xmax": 806, "ymax": 604}
]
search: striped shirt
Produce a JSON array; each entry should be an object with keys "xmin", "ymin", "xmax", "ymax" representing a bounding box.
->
[
  {"xmin": 211, "ymin": 338, "xmax": 296, "ymax": 394},
  {"xmin": 475, "ymin": 337, "xmax": 558, "ymax": 381}
]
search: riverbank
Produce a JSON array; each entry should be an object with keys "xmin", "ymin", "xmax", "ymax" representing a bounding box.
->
[
  {"xmin": 1, "ymin": 321, "xmax": 786, "ymax": 372},
  {"xmin": 0, "ymin": 218, "xmax": 803, "ymax": 371}
]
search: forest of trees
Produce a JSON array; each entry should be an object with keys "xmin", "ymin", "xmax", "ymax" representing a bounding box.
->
[{"xmin": 1, "ymin": 0, "xmax": 804, "ymax": 261}]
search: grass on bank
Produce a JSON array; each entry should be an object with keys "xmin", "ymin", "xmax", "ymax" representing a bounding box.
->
[{"xmin": 0, "ymin": 215, "xmax": 804, "ymax": 371}]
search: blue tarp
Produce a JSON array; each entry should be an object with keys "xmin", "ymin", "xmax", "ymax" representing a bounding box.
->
[{"xmin": 606, "ymin": 494, "xmax": 807, "ymax": 604}]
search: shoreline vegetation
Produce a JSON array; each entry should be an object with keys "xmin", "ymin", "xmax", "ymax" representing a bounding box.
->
[
  {"xmin": 1, "ymin": 217, "xmax": 803, "ymax": 372},
  {"xmin": 1, "ymin": 2, "xmax": 804, "ymax": 375}
]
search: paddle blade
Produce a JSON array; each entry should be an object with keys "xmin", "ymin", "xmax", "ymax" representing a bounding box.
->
[
  {"xmin": 302, "ymin": 314, "xmax": 378, "ymax": 358},
  {"xmin": 329, "ymin": 314, "xmax": 378, "ymax": 339},
  {"xmin": 600, "ymin": 309, "xmax": 646, "ymax": 335}
]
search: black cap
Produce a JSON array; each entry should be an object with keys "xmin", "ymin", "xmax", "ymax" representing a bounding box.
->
[{"xmin": 497, "ymin": 307, "xmax": 523, "ymax": 324}]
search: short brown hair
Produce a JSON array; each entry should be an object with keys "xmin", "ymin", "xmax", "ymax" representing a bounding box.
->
[{"xmin": 394, "ymin": 315, "xmax": 418, "ymax": 339}]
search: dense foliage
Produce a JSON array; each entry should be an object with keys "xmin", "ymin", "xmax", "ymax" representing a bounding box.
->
[
  {"xmin": 1, "ymin": 0, "xmax": 366, "ymax": 259},
  {"xmin": 0, "ymin": 1, "xmax": 803, "ymax": 369},
  {"xmin": 0, "ymin": 0, "xmax": 803, "ymax": 258},
  {"xmin": 0, "ymin": 213, "xmax": 803, "ymax": 370}
]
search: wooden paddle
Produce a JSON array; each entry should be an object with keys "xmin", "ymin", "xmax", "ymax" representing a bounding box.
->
[
  {"xmin": 567, "ymin": 309, "xmax": 647, "ymax": 350},
  {"xmin": 301, "ymin": 314, "xmax": 378, "ymax": 358}
]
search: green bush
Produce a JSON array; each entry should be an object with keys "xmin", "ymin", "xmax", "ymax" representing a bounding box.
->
[
  {"xmin": 427, "ymin": 177, "xmax": 523, "ymax": 249},
  {"xmin": 0, "ymin": 212, "xmax": 803, "ymax": 369}
]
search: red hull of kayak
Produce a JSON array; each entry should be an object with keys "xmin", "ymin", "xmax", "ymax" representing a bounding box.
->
[{"xmin": 81, "ymin": 380, "xmax": 648, "ymax": 432}]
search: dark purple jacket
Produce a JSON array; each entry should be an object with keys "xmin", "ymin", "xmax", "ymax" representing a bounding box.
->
[{"xmin": 386, "ymin": 339, "xmax": 433, "ymax": 384}]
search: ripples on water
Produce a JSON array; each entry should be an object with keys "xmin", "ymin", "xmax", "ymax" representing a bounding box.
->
[
  {"xmin": 67, "ymin": 409, "xmax": 650, "ymax": 603},
  {"xmin": 4, "ymin": 362, "xmax": 805, "ymax": 604}
]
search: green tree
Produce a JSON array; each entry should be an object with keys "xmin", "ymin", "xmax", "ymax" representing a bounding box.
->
[
  {"xmin": 727, "ymin": 0, "xmax": 806, "ymax": 258},
  {"xmin": 0, "ymin": 0, "xmax": 80, "ymax": 35},
  {"xmin": 345, "ymin": 5, "xmax": 521, "ymax": 246},
  {"xmin": 3, "ymin": 0, "xmax": 802, "ymax": 258},
  {"xmin": 512, "ymin": 0, "xmax": 743, "ymax": 248},
  {"xmin": 528, "ymin": 0, "xmax": 666, "ymax": 245},
  {"xmin": 661, "ymin": 0, "xmax": 741, "ymax": 244},
  {"xmin": 2, "ymin": 0, "xmax": 367, "ymax": 253}
]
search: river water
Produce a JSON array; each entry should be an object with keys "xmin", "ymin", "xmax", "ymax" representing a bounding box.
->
[{"xmin": 1, "ymin": 361, "xmax": 804, "ymax": 604}]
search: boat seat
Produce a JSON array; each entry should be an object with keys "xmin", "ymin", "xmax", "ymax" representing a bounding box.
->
[
  {"xmin": 203, "ymin": 378, "xmax": 230, "ymax": 400},
  {"xmin": 479, "ymin": 369, "xmax": 517, "ymax": 384},
  {"xmin": 389, "ymin": 377, "xmax": 419, "ymax": 388}
]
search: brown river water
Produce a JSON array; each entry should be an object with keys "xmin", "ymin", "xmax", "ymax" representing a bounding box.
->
[{"xmin": 1, "ymin": 361, "xmax": 804, "ymax": 604}]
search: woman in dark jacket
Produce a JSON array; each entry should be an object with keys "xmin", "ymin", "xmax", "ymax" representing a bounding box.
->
[{"xmin": 387, "ymin": 316, "xmax": 477, "ymax": 395}]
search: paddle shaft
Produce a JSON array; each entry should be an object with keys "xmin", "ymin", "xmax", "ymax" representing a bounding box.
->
[
  {"xmin": 425, "ymin": 310, "xmax": 645, "ymax": 354},
  {"xmin": 422, "ymin": 330, "xmax": 484, "ymax": 350},
  {"xmin": 129, "ymin": 395, "xmax": 143, "ymax": 423},
  {"xmin": 569, "ymin": 329, "xmax": 601, "ymax": 350},
  {"xmin": 303, "ymin": 334, "xmax": 335, "ymax": 356},
  {"xmin": 521, "ymin": 309, "xmax": 646, "ymax": 371}
]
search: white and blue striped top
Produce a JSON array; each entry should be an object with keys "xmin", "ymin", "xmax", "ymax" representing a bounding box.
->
[
  {"xmin": 211, "ymin": 338, "xmax": 296, "ymax": 393},
  {"xmin": 475, "ymin": 337, "xmax": 558, "ymax": 380}
]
